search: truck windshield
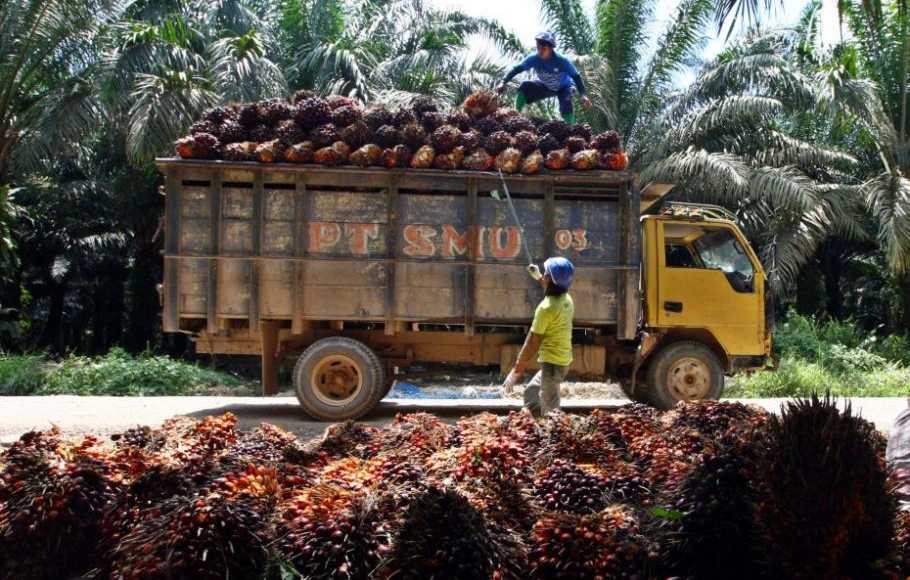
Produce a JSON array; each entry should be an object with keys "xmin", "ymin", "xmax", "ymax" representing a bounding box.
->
[{"xmin": 693, "ymin": 229, "xmax": 755, "ymax": 292}]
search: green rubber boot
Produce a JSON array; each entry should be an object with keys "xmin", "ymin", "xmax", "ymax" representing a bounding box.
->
[
  {"xmin": 516, "ymin": 91, "xmax": 528, "ymax": 112},
  {"xmin": 561, "ymin": 111, "xmax": 576, "ymax": 125}
]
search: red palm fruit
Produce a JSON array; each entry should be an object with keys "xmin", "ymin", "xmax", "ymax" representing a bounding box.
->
[
  {"xmin": 381, "ymin": 145, "xmax": 412, "ymax": 168},
  {"xmin": 463, "ymin": 148, "xmax": 495, "ymax": 171},
  {"xmin": 283, "ymin": 141, "xmax": 315, "ymax": 163},
  {"xmin": 544, "ymin": 148, "xmax": 570, "ymax": 170},
  {"xmin": 432, "ymin": 147, "xmax": 465, "ymax": 170},
  {"xmin": 601, "ymin": 150, "xmax": 629, "ymax": 171},
  {"xmin": 571, "ymin": 149, "xmax": 599, "ymax": 170},
  {"xmin": 349, "ymin": 144, "xmax": 382, "ymax": 167},
  {"xmin": 520, "ymin": 150, "xmax": 544, "ymax": 174},
  {"xmin": 495, "ymin": 148, "xmax": 522, "ymax": 174},
  {"xmin": 410, "ymin": 145, "xmax": 435, "ymax": 169}
]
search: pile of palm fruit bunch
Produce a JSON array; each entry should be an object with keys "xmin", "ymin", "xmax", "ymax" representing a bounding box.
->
[
  {"xmin": 173, "ymin": 90, "xmax": 629, "ymax": 174},
  {"xmin": 1, "ymin": 397, "xmax": 908, "ymax": 579}
]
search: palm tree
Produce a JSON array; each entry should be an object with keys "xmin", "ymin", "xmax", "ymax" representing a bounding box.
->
[
  {"xmin": 801, "ymin": 0, "xmax": 910, "ymax": 328},
  {"xmin": 101, "ymin": 7, "xmax": 287, "ymax": 163},
  {"xmin": 274, "ymin": 0, "xmax": 524, "ymax": 105},
  {"xmin": 0, "ymin": 0, "xmax": 113, "ymax": 183}
]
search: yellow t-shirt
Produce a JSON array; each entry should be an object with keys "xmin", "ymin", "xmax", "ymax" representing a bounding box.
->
[{"xmin": 530, "ymin": 293, "xmax": 574, "ymax": 367}]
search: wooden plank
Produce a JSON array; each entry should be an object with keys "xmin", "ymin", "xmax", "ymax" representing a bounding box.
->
[
  {"xmin": 163, "ymin": 168, "xmax": 181, "ymax": 332},
  {"xmin": 292, "ymin": 173, "xmax": 307, "ymax": 334},
  {"xmin": 465, "ymin": 178, "xmax": 477, "ymax": 336},
  {"xmin": 249, "ymin": 170, "xmax": 263, "ymax": 335},
  {"xmin": 384, "ymin": 176, "xmax": 399, "ymax": 335},
  {"xmin": 207, "ymin": 169, "xmax": 222, "ymax": 334}
]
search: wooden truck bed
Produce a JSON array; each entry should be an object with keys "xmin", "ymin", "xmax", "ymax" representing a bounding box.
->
[{"xmin": 156, "ymin": 159, "xmax": 641, "ymax": 342}]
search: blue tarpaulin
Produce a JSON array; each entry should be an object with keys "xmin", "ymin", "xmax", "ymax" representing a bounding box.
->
[{"xmin": 385, "ymin": 382, "xmax": 501, "ymax": 400}]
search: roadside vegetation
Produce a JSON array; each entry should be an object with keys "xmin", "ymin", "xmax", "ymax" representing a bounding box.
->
[
  {"xmin": 0, "ymin": 348, "xmax": 249, "ymax": 396},
  {"xmin": 728, "ymin": 312, "xmax": 910, "ymax": 398}
]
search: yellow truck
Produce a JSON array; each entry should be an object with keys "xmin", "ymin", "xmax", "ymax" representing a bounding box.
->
[{"xmin": 156, "ymin": 158, "xmax": 770, "ymax": 420}]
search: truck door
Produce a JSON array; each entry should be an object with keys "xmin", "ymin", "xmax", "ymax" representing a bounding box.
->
[{"xmin": 656, "ymin": 221, "xmax": 765, "ymax": 356}]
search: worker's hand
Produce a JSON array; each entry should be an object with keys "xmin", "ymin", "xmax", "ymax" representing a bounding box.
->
[
  {"xmin": 496, "ymin": 84, "xmax": 507, "ymax": 95},
  {"xmin": 502, "ymin": 368, "xmax": 522, "ymax": 395},
  {"xmin": 580, "ymin": 95, "xmax": 593, "ymax": 110},
  {"xmin": 527, "ymin": 263, "xmax": 542, "ymax": 281}
]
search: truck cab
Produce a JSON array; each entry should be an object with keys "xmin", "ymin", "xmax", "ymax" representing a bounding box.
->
[{"xmin": 633, "ymin": 203, "xmax": 771, "ymax": 408}]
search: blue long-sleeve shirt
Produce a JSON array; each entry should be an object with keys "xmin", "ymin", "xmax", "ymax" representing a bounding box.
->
[{"xmin": 503, "ymin": 52, "xmax": 586, "ymax": 95}]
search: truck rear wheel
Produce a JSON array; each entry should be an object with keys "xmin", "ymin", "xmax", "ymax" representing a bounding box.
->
[
  {"xmin": 293, "ymin": 337, "xmax": 385, "ymax": 421},
  {"xmin": 645, "ymin": 341, "xmax": 724, "ymax": 410}
]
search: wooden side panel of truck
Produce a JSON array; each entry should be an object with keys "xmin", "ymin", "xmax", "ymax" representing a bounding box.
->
[{"xmin": 159, "ymin": 160, "xmax": 639, "ymax": 339}]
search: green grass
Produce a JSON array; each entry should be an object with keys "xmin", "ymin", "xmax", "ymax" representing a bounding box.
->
[
  {"xmin": 0, "ymin": 353, "xmax": 48, "ymax": 395},
  {"xmin": 727, "ymin": 312, "xmax": 910, "ymax": 398},
  {"xmin": 0, "ymin": 348, "xmax": 251, "ymax": 396}
]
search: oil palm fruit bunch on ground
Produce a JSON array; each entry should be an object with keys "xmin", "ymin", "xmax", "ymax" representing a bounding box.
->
[
  {"xmin": 387, "ymin": 486, "xmax": 498, "ymax": 580},
  {"xmin": 659, "ymin": 439, "xmax": 767, "ymax": 579},
  {"xmin": 895, "ymin": 510, "xmax": 910, "ymax": 576},
  {"xmin": 276, "ymin": 490, "xmax": 391, "ymax": 579},
  {"xmin": 3, "ymin": 402, "xmax": 898, "ymax": 578},
  {"xmin": 175, "ymin": 92, "xmax": 632, "ymax": 171},
  {"xmin": 106, "ymin": 490, "xmax": 272, "ymax": 580},
  {"xmin": 529, "ymin": 506, "xmax": 651, "ymax": 579},
  {"xmin": 533, "ymin": 459, "xmax": 610, "ymax": 514},
  {"xmin": 760, "ymin": 394, "xmax": 896, "ymax": 579}
]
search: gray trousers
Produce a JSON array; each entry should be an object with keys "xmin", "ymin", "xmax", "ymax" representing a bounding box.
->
[{"xmin": 523, "ymin": 362, "xmax": 569, "ymax": 417}]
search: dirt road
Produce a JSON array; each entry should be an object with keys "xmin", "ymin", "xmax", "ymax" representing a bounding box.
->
[{"xmin": 0, "ymin": 396, "xmax": 906, "ymax": 445}]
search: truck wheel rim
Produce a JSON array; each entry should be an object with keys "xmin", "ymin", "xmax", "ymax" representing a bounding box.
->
[
  {"xmin": 310, "ymin": 355, "xmax": 363, "ymax": 406},
  {"xmin": 666, "ymin": 356, "xmax": 711, "ymax": 401}
]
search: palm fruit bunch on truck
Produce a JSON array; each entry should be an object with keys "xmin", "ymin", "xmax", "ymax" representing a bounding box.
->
[
  {"xmin": 174, "ymin": 90, "xmax": 629, "ymax": 172},
  {"xmin": 2, "ymin": 399, "xmax": 907, "ymax": 579}
]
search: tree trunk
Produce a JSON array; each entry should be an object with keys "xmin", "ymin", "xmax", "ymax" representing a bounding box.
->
[
  {"xmin": 821, "ymin": 249, "xmax": 844, "ymax": 319},
  {"xmin": 124, "ymin": 236, "xmax": 161, "ymax": 353},
  {"xmin": 795, "ymin": 262, "xmax": 824, "ymax": 317},
  {"xmin": 40, "ymin": 281, "xmax": 66, "ymax": 354},
  {"xmin": 901, "ymin": 273, "xmax": 910, "ymax": 333}
]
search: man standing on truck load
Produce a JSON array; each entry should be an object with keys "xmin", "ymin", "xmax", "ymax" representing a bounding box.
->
[
  {"xmin": 496, "ymin": 31, "xmax": 592, "ymax": 125},
  {"xmin": 503, "ymin": 257, "xmax": 576, "ymax": 417}
]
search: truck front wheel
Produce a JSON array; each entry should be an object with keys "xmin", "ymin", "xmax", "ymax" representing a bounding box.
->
[
  {"xmin": 645, "ymin": 341, "xmax": 724, "ymax": 409},
  {"xmin": 293, "ymin": 337, "xmax": 385, "ymax": 421}
]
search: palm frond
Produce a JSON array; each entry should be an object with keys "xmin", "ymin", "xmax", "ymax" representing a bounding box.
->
[
  {"xmin": 640, "ymin": 147, "xmax": 751, "ymax": 204},
  {"xmin": 126, "ymin": 71, "xmax": 219, "ymax": 163},
  {"xmin": 594, "ymin": 0, "xmax": 651, "ymax": 133},
  {"xmin": 749, "ymin": 165, "xmax": 818, "ymax": 212},
  {"xmin": 538, "ymin": 0, "xmax": 595, "ymax": 54},
  {"xmin": 638, "ymin": 0, "xmax": 713, "ymax": 119},
  {"xmin": 208, "ymin": 31, "xmax": 287, "ymax": 101},
  {"xmin": 863, "ymin": 172, "xmax": 910, "ymax": 272}
]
